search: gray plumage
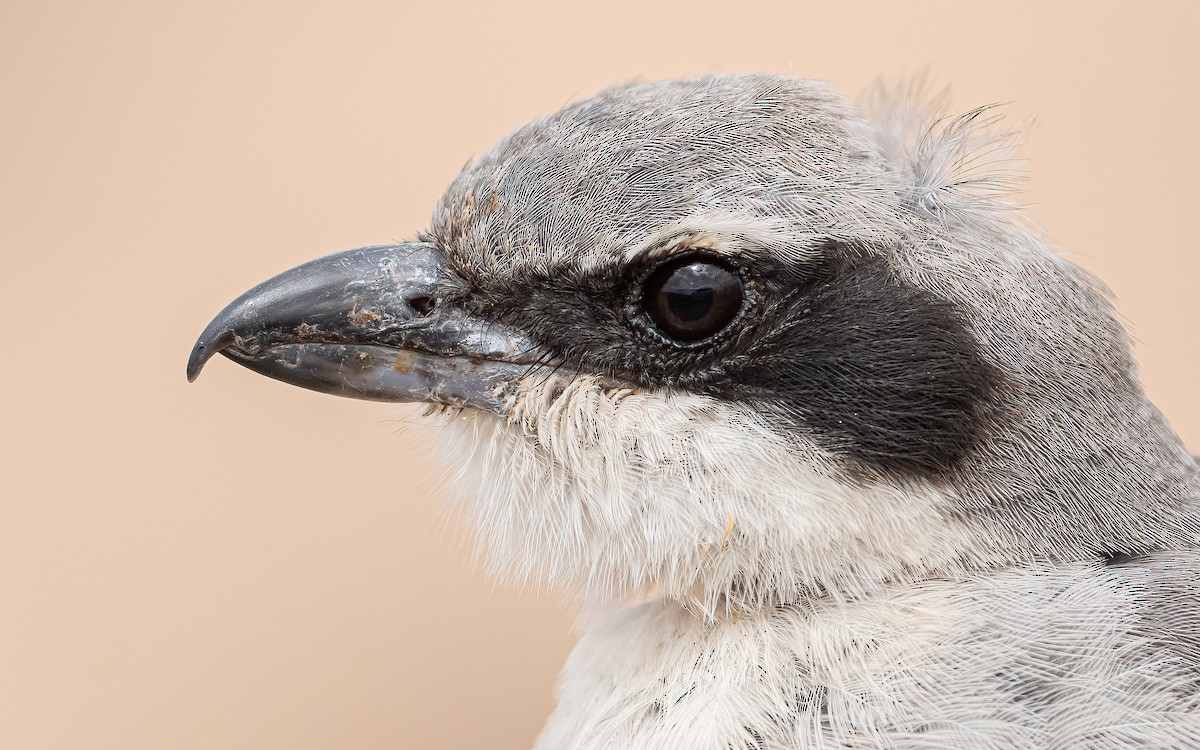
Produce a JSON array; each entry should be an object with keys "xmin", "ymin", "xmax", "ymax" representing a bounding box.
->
[{"xmin": 191, "ymin": 74, "xmax": 1200, "ymax": 748}]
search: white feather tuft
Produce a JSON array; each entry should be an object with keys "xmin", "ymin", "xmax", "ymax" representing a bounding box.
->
[{"xmin": 860, "ymin": 79, "xmax": 1028, "ymax": 217}]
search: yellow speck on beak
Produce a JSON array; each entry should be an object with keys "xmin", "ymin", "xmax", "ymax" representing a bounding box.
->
[{"xmin": 393, "ymin": 352, "xmax": 416, "ymax": 374}]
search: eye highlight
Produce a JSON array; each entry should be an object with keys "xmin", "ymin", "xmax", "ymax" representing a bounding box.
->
[{"xmin": 643, "ymin": 256, "xmax": 745, "ymax": 343}]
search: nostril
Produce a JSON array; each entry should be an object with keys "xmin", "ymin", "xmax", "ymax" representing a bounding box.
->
[{"xmin": 409, "ymin": 296, "xmax": 436, "ymax": 317}]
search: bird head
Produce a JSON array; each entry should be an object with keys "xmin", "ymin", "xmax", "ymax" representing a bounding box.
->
[{"xmin": 189, "ymin": 75, "xmax": 1199, "ymax": 616}]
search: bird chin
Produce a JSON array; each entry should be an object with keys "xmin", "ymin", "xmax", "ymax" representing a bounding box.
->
[
  {"xmin": 430, "ymin": 376, "xmax": 987, "ymax": 618},
  {"xmin": 219, "ymin": 342, "xmax": 532, "ymax": 415}
]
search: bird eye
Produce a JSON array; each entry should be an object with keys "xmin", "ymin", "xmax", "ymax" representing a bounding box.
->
[{"xmin": 643, "ymin": 256, "xmax": 744, "ymax": 343}]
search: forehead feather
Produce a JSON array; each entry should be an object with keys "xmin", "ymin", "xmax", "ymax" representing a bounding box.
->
[{"xmin": 432, "ymin": 75, "xmax": 907, "ymax": 275}]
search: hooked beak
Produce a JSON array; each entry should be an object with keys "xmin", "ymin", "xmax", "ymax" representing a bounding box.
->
[{"xmin": 186, "ymin": 243, "xmax": 544, "ymax": 414}]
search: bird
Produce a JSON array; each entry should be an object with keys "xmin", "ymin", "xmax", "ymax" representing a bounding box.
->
[{"xmin": 188, "ymin": 74, "xmax": 1200, "ymax": 748}]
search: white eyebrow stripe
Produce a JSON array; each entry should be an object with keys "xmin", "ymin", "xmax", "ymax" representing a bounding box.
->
[{"xmin": 619, "ymin": 214, "xmax": 828, "ymax": 267}]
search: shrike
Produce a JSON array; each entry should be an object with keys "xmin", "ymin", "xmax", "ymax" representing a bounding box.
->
[{"xmin": 189, "ymin": 75, "xmax": 1200, "ymax": 748}]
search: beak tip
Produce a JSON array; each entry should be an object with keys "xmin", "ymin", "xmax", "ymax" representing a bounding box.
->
[
  {"xmin": 187, "ymin": 327, "xmax": 236, "ymax": 383},
  {"xmin": 186, "ymin": 344, "xmax": 209, "ymax": 382}
]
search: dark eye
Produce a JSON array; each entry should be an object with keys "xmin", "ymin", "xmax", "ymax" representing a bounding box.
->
[{"xmin": 643, "ymin": 256, "xmax": 744, "ymax": 343}]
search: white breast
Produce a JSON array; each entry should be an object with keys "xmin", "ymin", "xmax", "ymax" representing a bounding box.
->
[{"xmin": 535, "ymin": 564, "xmax": 1200, "ymax": 750}]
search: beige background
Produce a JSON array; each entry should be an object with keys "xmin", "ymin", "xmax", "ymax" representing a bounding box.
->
[{"xmin": 2, "ymin": 1, "xmax": 1197, "ymax": 748}]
